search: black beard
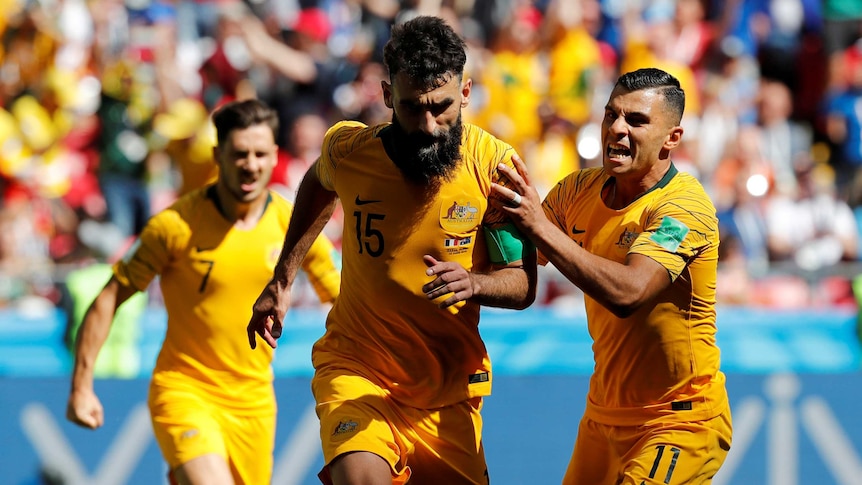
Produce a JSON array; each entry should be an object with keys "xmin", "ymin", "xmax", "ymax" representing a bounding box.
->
[{"xmin": 389, "ymin": 113, "xmax": 462, "ymax": 185}]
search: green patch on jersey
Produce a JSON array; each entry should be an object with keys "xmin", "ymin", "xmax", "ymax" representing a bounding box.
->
[{"xmin": 650, "ymin": 216, "xmax": 689, "ymax": 252}]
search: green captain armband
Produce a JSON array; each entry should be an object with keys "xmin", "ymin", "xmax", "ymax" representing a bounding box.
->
[{"xmin": 482, "ymin": 222, "xmax": 534, "ymax": 265}]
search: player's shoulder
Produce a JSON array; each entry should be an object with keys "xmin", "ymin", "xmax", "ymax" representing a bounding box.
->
[
  {"xmin": 151, "ymin": 188, "xmax": 209, "ymax": 226},
  {"xmin": 266, "ymin": 190, "xmax": 295, "ymax": 212},
  {"xmin": 324, "ymin": 120, "xmax": 380, "ymax": 148},
  {"xmin": 326, "ymin": 119, "xmax": 368, "ymax": 137},
  {"xmin": 553, "ymin": 166, "xmax": 606, "ymax": 196},
  {"xmin": 665, "ymin": 167, "xmax": 710, "ymax": 199},
  {"xmin": 461, "ymin": 123, "xmax": 512, "ymax": 150},
  {"xmin": 653, "ymin": 167, "xmax": 718, "ymax": 225},
  {"xmin": 322, "ymin": 120, "xmax": 386, "ymax": 166},
  {"xmin": 461, "ymin": 123, "xmax": 515, "ymax": 167}
]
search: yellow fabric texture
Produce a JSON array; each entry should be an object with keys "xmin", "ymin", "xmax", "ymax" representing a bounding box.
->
[
  {"xmin": 314, "ymin": 369, "xmax": 486, "ymax": 484},
  {"xmin": 113, "ymin": 188, "xmax": 340, "ymax": 414},
  {"xmin": 149, "ymin": 382, "xmax": 276, "ymax": 484},
  {"xmin": 540, "ymin": 166, "xmax": 729, "ymax": 426},
  {"xmin": 562, "ymin": 411, "xmax": 732, "ymax": 485},
  {"xmin": 312, "ymin": 120, "xmax": 518, "ymax": 409}
]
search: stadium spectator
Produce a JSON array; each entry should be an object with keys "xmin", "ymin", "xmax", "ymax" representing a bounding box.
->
[
  {"xmin": 247, "ymin": 16, "xmax": 537, "ymax": 484},
  {"xmin": 542, "ymin": 0, "xmax": 608, "ymax": 128},
  {"xmin": 491, "ymin": 68, "xmax": 732, "ymax": 483},
  {"xmin": 521, "ymin": 106, "xmax": 581, "ymax": 197},
  {"xmin": 236, "ymin": 5, "xmax": 366, "ymax": 139},
  {"xmin": 713, "ymin": 125, "xmax": 773, "ymax": 274},
  {"xmin": 66, "ymin": 99, "xmax": 341, "ymax": 485},
  {"xmin": 824, "ymin": 42, "xmax": 862, "ymax": 202},
  {"xmin": 270, "ymin": 111, "xmax": 329, "ymax": 200},
  {"xmin": 92, "ymin": 58, "xmax": 155, "ymax": 247},
  {"xmin": 697, "ymin": 38, "xmax": 761, "ymax": 181},
  {"xmin": 469, "ymin": 3, "xmax": 546, "ymax": 156},
  {"xmin": 822, "ymin": 0, "xmax": 862, "ymax": 92},
  {"xmin": 152, "ymin": 96, "xmax": 218, "ymax": 197},
  {"xmin": 1, "ymin": 0, "xmax": 861, "ymax": 315},
  {"xmin": 753, "ymin": 78, "xmax": 812, "ymax": 197},
  {"xmin": 765, "ymin": 159, "xmax": 859, "ymax": 269}
]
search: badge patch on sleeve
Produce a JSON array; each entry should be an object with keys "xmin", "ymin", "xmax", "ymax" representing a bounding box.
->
[
  {"xmin": 331, "ymin": 418, "xmax": 360, "ymax": 441},
  {"xmin": 650, "ymin": 216, "xmax": 689, "ymax": 252}
]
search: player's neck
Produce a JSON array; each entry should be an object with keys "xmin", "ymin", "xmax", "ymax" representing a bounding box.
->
[{"xmin": 208, "ymin": 185, "xmax": 271, "ymax": 229}]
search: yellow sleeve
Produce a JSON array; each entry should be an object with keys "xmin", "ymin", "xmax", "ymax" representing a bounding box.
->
[
  {"xmin": 301, "ymin": 234, "xmax": 341, "ymax": 304},
  {"xmin": 629, "ymin": 180, "xmax": 717, "ymax": 281},
  {"xmin": 316, "ymin": 120, "xmax": 368, "ymax": 191},
  {"xmin": 113, "ymin": 208, "xmax": 186, "ymax": 291},
  {"xmin": 476, "ymin": 133, "xmax": 517, "ymax": 227}
]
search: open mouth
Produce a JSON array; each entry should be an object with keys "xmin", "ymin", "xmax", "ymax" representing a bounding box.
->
[
  {"xmin": 607, "ymin": 144, "xmax": 631, "ymax": 160},
  {"xmin": 239, "ymin": 173, "xmax": 259, "ymax": 192}
]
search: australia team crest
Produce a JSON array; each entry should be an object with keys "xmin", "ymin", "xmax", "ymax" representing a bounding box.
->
[{"xmin": 440, "ymin": 197, "xmax": 481, "ymax": 232}]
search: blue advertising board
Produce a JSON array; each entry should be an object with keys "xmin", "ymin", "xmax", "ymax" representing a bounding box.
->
[
  {"xmin": 3, "ymin": 373, "xmax": 862, "ymax": 485},
  {"xmin": 1, "ymin": 306, "xmax": 860, "ymax": 483}
]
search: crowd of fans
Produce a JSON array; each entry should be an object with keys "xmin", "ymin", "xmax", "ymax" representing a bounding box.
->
[{"xmin": 1, "ymin": 0, "xmax": 862, "ymax": 314}]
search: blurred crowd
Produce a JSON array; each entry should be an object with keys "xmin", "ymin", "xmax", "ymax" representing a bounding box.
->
[{"xmin": 1, "ymin": 0, "xmax": 862, "ymax": 314}]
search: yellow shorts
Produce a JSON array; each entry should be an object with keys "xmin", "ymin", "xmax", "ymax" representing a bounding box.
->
[
  {"xmin": 148, "ymin": 382, "xmax": 276, "ymax": 485},
  {"xmin": 562, "ymin": 407, "xmax": 732, "ymax": 485},
  {"xmin": 313, "ymin": 368, "xmax": 489, "ymax": 485}
]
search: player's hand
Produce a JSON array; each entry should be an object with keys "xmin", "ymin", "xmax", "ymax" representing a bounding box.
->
[
  {"xmin": 247, "ymin": 279, "xmax": 290, "ymax": 350},
  {"xmin": 490, "ymin": 154, "xmax": 542, "ymax": 233},
  {"xmin": 422, "ymin": 255, "xmax": 475, "ymax": 309},
  {"xmin": 66, "ymin": 388, "xmax": 104, "ymax": 429}
]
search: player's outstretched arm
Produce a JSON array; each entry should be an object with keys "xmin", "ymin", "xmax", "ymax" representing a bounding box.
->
[
  {"xmin": 67, "ymin": 277, "xmax": 137, "ymax": 429},
  {"xmin": 491, "ymin": 155, "xmax": 671, "ymax": 317},
  {"xmin": 248, "ymin": 161, "xmax": 338, "ymax": 349}
]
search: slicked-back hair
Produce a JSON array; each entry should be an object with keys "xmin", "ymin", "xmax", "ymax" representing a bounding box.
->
[
  {"xmin": 383, "ymin": 16, "xmax": 467, "ymax": 89},
  {"xmin": 616, "ymin": 68, "xmax": 686, "ymax": 125},
  {"xmin": 212, "ymin": 99, "xmax": 279, "ymax": 145}
]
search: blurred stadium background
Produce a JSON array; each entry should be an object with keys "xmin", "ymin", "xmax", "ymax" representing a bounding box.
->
[{"xmin": 2, "ymin": 0, "xmax": 862, "ymax": 483}]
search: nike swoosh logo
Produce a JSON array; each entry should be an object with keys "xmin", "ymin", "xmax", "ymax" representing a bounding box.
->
[
  {"xmin": 572, "ymin": 225, "xmax": 586, "ymax": 234},
  {"xmin": 355, "ymin": 196, "xmax": 382, "ymax": 206}
]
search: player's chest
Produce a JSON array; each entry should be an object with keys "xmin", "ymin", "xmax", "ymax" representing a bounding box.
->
[
  {"xmin": 175, "ymin": 224, "xmax": 286, "ymax": 291},
  {"xmin": 340, "ymin": 164, "xmax": 487, "ymax": 228},
  {"xmin": 567, "ymin": 199, "xmax": 645, "ymax": 260}
]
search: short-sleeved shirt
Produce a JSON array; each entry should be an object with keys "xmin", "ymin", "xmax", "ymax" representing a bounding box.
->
[
  {"xmin": 312, "ymin": 120, "xmax": 517, "ymax": 409},
  {"xmin": 114, "ymin": 188, "xmax": 340, "ymax": 415},
  {"xmin": 541, "ymin": 164, "xmax": 729, "ymax": 426}
]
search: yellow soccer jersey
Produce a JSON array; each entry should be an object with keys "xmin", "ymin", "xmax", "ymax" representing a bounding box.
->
[
  {"xmin": 541, "ymin": 165, "xmax": 728, "ymax": 425},
  {"xmin": 312, "ymin": 120, "xmax": 517, "ymax": 409},
  {"xmin": 114, "ymin": 188, "xmax": 340, "ymax": 414}
]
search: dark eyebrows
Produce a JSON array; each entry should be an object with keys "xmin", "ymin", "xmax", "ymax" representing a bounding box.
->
[
  {"xmin": 604, "ymin": 104, "xmax": 649, "ymax": 123},
  {"xmin": 400, "ymin": 96, "xmax": 456, "ymax": 110}
]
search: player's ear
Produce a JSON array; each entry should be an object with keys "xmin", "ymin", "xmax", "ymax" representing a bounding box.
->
[
  {"xmin": 460, "ymin": 78, "xmax": 472, "ymax": 108},
  {"xmin": 382, "ymin": 80, "xmax": 393, "ymax": 109},
  {"xmin": 663, "ymin": 125, "xmax": 684, "ymax": 150}
]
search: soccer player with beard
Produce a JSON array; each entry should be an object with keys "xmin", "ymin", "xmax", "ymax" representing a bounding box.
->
[
  {"xmin": 247, "ymin": 15, "xmax": 537, "ymax": 485},
  {"xmin": 67, "ymin": 99, "xmax": 341, "ymax": 485},
  {"xmin": 491, "ymin": 68, "xmax": 732, "ymax": 484}
]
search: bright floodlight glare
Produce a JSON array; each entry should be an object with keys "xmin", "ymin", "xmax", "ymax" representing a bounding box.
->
[
  {"xmin": 746, "ymin": 173, "xmax": 769, "ymax": 197},
  {"xmin": 577, "ymin": 123, "xmax": 602, "ymax": 160}
]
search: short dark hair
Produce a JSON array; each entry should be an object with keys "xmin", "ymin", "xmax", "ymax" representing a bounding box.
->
[
  {"xmin": 382, "ymin": 16, "xmax": 467, "ymax": 88},
  {"xmin": 212, "ymin": 99, "xmax": 279, "ymax": 145},
  {"xmin": 616, "ymin": 68, "xmax": 685, "ymax": 124}
]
